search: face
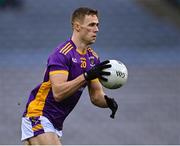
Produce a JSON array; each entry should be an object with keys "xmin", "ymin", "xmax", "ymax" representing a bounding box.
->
[{"xmin": 78, "ymin": 15, "xmax": 99, "ymax": 45}]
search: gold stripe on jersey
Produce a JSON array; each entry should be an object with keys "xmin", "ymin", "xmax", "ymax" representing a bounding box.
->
[
  {"xmin": 87, "ymin": 48, "xmax": 93, "ymax": 52},
  {"xmin": 92, "ymin": 51, "xmax": 98, "ymax": 59},
  {"xmin": 60, "ymin": 42, "xmax": 71, "ymax": 53},
  {"xmin": 26, "ymin": 81, "xmax": 51, "ymax": 117},
  {"xmin": 88, "ymin": 48, "xmax": 99, "ymax": 59},
  {"xmin": 32, "ymin": 124, "xmax": 43, "ymax": 132},
  {"xmin": 49, "ymin": 70, "xmax": 69, "ymax": 75},
  {"xmin": 61, "ymin": 45, "xmax": 72, "ymax": 54},
  {"xmin": 60, "ymin": 42, "xmax": 74, "ymax": 55},
  {"xmin": 64, "ymin": 46, "xmax": 73, "ymax": 55}
]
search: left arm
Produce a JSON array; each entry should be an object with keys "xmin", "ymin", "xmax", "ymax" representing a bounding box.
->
[
  {"xmin": 88, "ymin": 79, "xmax": 118, "ymax": 119},
  {"xmin": 88, "ymin": 79, "xmax": 108, "ymax": 108},
  {"xmin": 85, "ymin": 60, "xmax": 118, "ymax": 118}
]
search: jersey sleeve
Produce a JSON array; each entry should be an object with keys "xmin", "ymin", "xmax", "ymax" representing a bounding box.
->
[
  {"xmin": 95, "ymin": 56, "xmax": 100, "ymax": 65},
  {"xmin": 47, "ymin": 52, "xmax": 69, "ymax": 74},
  {"xmin": 92, "ymin": 50, "xmax": 100, "ymax": 65}
]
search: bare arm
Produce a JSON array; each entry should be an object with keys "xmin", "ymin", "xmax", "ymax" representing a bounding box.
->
[
  {"xmin": 88, "ymin": 79, "xmax": 108, "ymax": 108},
  {"xmin": 88, "ymin": 79, "xmax": 118, "ymax": 118},
  {"xmin": 50, "ymin": 72, "xmax": 86, "ymax": 102}
]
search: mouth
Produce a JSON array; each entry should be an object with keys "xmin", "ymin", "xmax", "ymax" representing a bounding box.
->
[{"xmin": 92, "ymin": 35, "xmax": 96, "ymax": 38}]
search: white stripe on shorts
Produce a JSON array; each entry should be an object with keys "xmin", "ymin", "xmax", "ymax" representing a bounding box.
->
[{"xmin": 21, "ymin": 116, "xmax": 62, "ymax": 141}]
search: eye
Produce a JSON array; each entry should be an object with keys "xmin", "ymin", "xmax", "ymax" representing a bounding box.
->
[
  {"xmin": 89, "ymin": 23, "xmax": 99, "ymax": 27},
  {"xmin": 89, "ymin": 23, "xmax": 95, "ymax": 27}
]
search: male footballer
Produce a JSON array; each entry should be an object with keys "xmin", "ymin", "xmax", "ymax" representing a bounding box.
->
[{"xmin": 21, "ymin": 7, "xmax": 118, "ymax": 145}]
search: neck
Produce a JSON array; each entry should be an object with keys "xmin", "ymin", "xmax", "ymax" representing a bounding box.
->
[{"xmin": 71, "ymin": 33, "xmax": 89, "ymax": 52}]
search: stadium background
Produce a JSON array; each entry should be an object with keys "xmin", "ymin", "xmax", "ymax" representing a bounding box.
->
[{"xmin": 0, "ymin": 0, "xmax": 179, "ymax": 145}]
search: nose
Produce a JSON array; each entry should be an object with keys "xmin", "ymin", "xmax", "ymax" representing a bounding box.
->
[{"xmin": 94, "ymin": 25, "xmax": 99, "ymax": 33}]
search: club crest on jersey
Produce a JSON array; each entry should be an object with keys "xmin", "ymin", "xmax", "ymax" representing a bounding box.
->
[
  {"xmin": 89, "ymin": 56, "xmax": 95, "ymax": 67},
  {"xmin": 72, "ymin": 57, "xmax": 77, "ymax": 63}
]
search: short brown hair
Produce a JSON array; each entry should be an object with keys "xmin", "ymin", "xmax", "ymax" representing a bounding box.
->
[{"xmin": 71, "ymin": 7, "xmax": 98, "ymax": 26}]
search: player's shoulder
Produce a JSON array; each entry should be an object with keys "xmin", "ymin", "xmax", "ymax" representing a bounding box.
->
[
  {"xmin": 58, "ymin": 39, "xmax": 75, "ymax": 56},
  {"xmin": 87, "ymin": 47, "xmax": 99, "ymax": 59},
  {"xmin": 48, "ymin": 39, "xmax": 75, "ymax": 61}
]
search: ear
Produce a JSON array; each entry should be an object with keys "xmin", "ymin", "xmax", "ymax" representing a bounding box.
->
[{"xmin": 73, "ymin": 22, "xmax": 81, "ymax": 32}]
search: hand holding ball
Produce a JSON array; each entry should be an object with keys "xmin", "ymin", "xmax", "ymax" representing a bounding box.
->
[{"xmin": 99, "ymin": 60, "xmax": 128, "ymax": 89}]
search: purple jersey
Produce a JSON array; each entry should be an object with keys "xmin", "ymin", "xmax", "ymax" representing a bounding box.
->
[{"xmin": 23, "ymin": 38, "xmax": 100, "ymax": 130}]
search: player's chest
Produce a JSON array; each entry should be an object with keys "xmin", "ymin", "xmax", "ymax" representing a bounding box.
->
[{"xmin": 69, "ymin": 54, "xmax": 96, "ymax": 74}]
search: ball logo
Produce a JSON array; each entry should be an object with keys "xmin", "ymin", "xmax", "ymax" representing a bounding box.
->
[{"xmin": 116, "ymin": 71, "xmax": 125, "ymax": 78}]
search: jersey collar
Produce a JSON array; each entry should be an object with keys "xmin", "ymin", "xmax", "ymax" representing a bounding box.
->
[{"xmin": 70, "ymin": 38, "xmax": 87, "ymax": 55}]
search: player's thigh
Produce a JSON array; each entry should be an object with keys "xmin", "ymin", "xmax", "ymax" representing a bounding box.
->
[{"xmin": 28, "ymin": 132, "xmax": 62, "ymax": 145}]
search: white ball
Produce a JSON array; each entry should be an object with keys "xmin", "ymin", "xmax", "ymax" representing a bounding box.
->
[{"xmin": 99, "ymin": 60, "xmax": 128, "ymax": 89}]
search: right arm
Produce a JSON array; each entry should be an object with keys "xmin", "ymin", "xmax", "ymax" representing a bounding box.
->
[
  {"xmin": 50, "ymin": 71, "xmax": 86, "ymax": 102},
  {"xmin": 49, "ymin": 59, "xmax": 110, "ymax": 102}
]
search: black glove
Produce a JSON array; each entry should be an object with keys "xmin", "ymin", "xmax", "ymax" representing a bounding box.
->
[
  {"xmin": 104, "ymin": 95, "xmax": 118, "ymax": 119},
  {"xmin": 84, "ymin": 60, "xmax": 111, "ymax": 81}
]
